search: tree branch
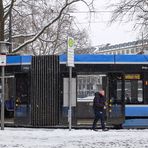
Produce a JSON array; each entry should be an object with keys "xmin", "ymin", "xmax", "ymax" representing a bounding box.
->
[
  {"xmin": 4, "ymin": 0, "xmax": 15, "ymax": 20},
  {"xmin": 12, "ymin": 0, "xmax": 81, "ymax": 53},
  {"xmin": 12, "ymin": 0, "xmax": 94, "ymax": 53}
]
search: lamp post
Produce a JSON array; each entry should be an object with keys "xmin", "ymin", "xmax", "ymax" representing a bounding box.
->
[
  {"xmin": 0, "ymin": 41, "xmax": 11, "ymax": 54},
  {"xmin": 0, "ymin": 41, "xmax": 11, "ymax": 130}
]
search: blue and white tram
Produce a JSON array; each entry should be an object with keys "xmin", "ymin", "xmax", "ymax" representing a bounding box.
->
[
  {"xmin": 3, "ymin": 54, "xmax": 148, "ymax": 128},
  {"xmin": 60, "ymin": 54, "xmax": 148, "ymax": 128}
]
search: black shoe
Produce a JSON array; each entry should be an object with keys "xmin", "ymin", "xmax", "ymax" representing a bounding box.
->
[
  {"xmin": 92, "ymin": 129, "xmax": 98, "ymax": 131},
  {"xmin": 102, "ymin": 128, "xmax": 109, "ymax": 131}
]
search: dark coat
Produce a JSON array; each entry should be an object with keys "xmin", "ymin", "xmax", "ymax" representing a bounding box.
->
[{"xmin": 93, "ymin": 92, "xmax": 106, "ymax": 112}]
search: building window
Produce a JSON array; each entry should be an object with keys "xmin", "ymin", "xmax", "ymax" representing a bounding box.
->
[
  {"xmin": 117, "ymin": 50, "xmax": 120, "ymax": 54},
  {"xmin": 136, "ymin": 48, "xmax": 139, "ymax": 52},
  {"xmin": 131, "ymin": 49, "xmax": 135, "ymax": 53},
  {"xmin": 126, "ymin": 50, "xmax": 129, "ymax": 54}
]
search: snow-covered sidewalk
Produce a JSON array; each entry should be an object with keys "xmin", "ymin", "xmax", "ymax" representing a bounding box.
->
[{"xmin": 0, "ymin": 128, "xmax": 148, "ymax": 148}]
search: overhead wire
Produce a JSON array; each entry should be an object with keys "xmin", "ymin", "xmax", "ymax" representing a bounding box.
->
[
  {"xmin": 69, "ymin": 10, "xmax": 113, "ymax": 13},
  {"xmin": 68, "ymin": 10, "xmax": 142, "ymax": 14}
]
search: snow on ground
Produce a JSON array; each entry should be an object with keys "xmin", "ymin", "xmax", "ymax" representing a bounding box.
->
[{"xmin": 0, "ymin": 128, "xmax": 148, "ymax": 148}]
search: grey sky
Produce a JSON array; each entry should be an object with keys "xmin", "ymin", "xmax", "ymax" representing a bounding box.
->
[{"xmin": 72, "ymin": 0, "xmax": 139, "ymax": 46}]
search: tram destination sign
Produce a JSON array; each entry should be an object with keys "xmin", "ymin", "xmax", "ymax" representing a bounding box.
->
[
  {"xmin": 0, "ymin": 55, "xmax": 6, "ymax": 66},
  {"xmin": 125, "ymin": 74, "xmax": 141, "ymax": 80}
]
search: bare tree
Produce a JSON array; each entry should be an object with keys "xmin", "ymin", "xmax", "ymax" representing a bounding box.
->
[
  {"xmin": 110, "ymin": 0, "xmax": 148, "ymax": 38},
  {"xmin": 1, "ymin": 0, "xmax": 94, "ymax": 54}
]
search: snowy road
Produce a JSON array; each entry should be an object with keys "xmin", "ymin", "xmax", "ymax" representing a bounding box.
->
[{"xmin": 0, "ymin": 128, "xmax": 148, "ymax": 148}]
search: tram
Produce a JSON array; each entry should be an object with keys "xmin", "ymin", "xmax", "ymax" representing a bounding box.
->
[
  {"xmin": 60, "ymin": 54, "xmax": 148, "ymax": 128},
  {"xmin": 1, "ymin": 54, "xmax": 148, "ymax": 128}
]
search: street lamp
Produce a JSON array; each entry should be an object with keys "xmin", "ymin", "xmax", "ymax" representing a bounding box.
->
[
  {"xmin": 0, "ymin": 41, "xmax": 11, "ymax": 130},
  {"xmin": 0, "ymin": 41, "xmax": 11, "ymax": 54}
]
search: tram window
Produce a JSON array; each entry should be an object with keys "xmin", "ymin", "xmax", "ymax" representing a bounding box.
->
[
  {"xmin": 117, "ymin": 80, "xmax": 122, "ymax": 101},
  {"xmin": 77, "ymin": 74, "xmax": 106, "ymax": 100},
  {"xmin": 79, "ymin": 84, "xmax": 81, "ymax": 90},
  {"xmin": 125, "ymin": 80, "xmax": 143, "ymax": 104}
]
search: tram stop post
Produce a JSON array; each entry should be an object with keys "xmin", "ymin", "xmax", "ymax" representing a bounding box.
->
[{"xmin": 67, "ymin": 37, "xmax": 75, "ymax": 131}]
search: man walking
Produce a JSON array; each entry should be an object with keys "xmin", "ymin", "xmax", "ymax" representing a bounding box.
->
[{"xmin": 92, "ymin": 89, "xmax": 108, "ymax": 131}]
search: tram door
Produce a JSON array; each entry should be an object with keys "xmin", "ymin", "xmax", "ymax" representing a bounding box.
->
[
  {"xmin": 2, "ymin": 76, "xmax": 15, "ymax": 121},
  {"xmin": 106, "ymin": 73, "xmax": 125, "ymax": 127}
]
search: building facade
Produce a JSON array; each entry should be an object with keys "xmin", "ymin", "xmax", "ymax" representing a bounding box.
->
[{"xmin": 76, "ymin": 40, "xmax": 148, "ymax": 55}]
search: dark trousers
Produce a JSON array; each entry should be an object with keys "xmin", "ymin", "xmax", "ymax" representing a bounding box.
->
[{"xmin": 92, "ymin": 110, "xmax": 105, "ymax": 130}]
